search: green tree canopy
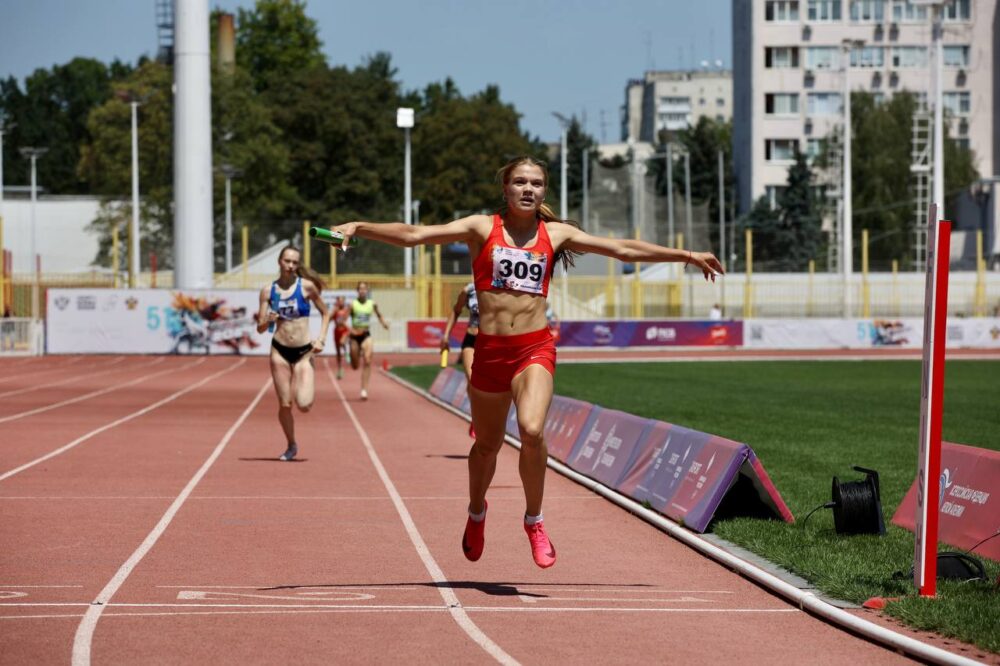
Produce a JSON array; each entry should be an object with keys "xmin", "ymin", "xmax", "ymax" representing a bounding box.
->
[
  {"xmin": 0, "ymin": 57, "xmax": 129, "ymax": 194},
  {"xmin": 236, "ymin": 0, "xmax": 325, "ymax": 92}
]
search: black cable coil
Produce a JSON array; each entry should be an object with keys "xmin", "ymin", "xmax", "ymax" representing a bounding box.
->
[{"xmin": 831, "ymin": 466, "xmax": 886, "ymax": 536}]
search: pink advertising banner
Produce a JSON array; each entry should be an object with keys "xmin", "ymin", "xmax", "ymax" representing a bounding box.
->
[{"xmin": 893, "ymin": 441, "xmax": 1000, "ymax": 562}]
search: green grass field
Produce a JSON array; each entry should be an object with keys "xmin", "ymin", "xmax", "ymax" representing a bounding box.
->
[{"xmin": 394, "ymin": 359, "xmax": 999, "ymax": 653}]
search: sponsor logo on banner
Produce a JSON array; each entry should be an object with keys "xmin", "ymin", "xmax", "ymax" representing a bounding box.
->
[
  {"xmin": 991, "ymin": 326, "xmax": 1000, "ymax": 341},
  {"xmin": 162, "ymin": 292, "xmax": 259, "ymax": 355},
  {"xmin": 102, "ymin": 294, "xmax": 119, "ymax": 311},
  {"xmin": 645, "ymin": 326, "xmax": 676, "ymax": 342},
  {"xmin": 77, "ymin": 295, "xmax": 97, "ymax": 311},
  {"xmin": 126, "ymin": 297, "xmax": 139, "ymax": 310},
  {"xmin": 593, "ymin": 324, "xmax": 613, "ymax": 345},
  {"xmin": 54, "ymin": 296, "xmax": 70, "ymax": 311},
  {"xmin": 872, "ymin": 320, "xmax": 911, "ymax": 346}
]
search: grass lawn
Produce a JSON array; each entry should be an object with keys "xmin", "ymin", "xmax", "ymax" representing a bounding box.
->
[{"xmin": 392, "ymin": 360, "xmax": 1000, "ymax": 654}]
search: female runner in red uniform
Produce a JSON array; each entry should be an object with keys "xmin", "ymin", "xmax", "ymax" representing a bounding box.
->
[{"xmin": 330, "ymin": 157, "xmax": 723, "ymax": 568}]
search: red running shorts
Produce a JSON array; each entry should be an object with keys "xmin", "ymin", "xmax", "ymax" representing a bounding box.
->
[{"xmin": 470, "ymin": 328, "xmax": 556, "ymax": 393}]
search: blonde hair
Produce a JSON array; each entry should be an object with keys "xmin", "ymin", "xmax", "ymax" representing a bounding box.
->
[
  {"xmin": 495, "ymin": 156, "xmax": 581, "ymax": 270},
  {"xmin": 279, "ymin": 245, "xmax": 326, "ymax": 294}
]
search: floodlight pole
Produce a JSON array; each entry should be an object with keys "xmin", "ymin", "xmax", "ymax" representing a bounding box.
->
[
  {"xmin": 397, "ymin": 108, "xmax": 415, "ymax": 287},
  {"xmin": 20, "ymin": 147, "xmax": 47, "ymax": 319},
  {"xmin": 130, "ymin": 100, "xmax": 141, "ymax": 288}
]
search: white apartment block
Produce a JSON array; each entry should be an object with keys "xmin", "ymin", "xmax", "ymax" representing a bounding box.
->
[
  {"xmin": 621, "ymin": 70, "xmax": 733, "ymax": 142},
  {"xmin": 732, "ymin": 0, "xmax": 998, "ymax": 215}
]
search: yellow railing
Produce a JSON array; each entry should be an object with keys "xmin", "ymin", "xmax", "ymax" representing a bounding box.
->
[{"xmin": 4, "ymin": 225, "xmax": 999, "ymax": 321}]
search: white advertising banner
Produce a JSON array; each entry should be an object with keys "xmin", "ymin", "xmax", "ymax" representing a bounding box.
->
[
  {"xmin": 744, "ymin": 318, "xmax": 1000, "ymax": 349},
  {"xmin": 46, "ymin": 288, "xmax": 354, "ymax": 355}
]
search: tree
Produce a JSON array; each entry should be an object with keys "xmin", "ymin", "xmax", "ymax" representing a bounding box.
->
[
  {"xmin": 550, "ymin": 116, "xmax": 597, "ymax": 215},
  {"xmin": 236, "ymin": 0, "xmax": 325, "ymax": 92},
  {"xmin": 79, "ymin": 61, "xmax": 174, "ymax": 269},
  {"xmin": 0, "ymin": 58, "xmax": 126, "ymax": 194},
  {"xmin": 738, "ymin": 148, "xmax": 822, "ymax": 271},
  {"xmin": 848, "ymin": 91, "xmax": 979, "ymax": 268},
  {"xmin": 648, "ymin": 117, "xmax": 734, "ymax": 251}
]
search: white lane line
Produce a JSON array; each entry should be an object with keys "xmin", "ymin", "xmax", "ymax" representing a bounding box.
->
[
  {"xmin": 0, "ymin": 357, "xmax": 207, "ymax": 424},
  {"xmin": 0, "ymin": 585, "xmax": 84, "ymax": 588},
  {"xmin": 325, "ymin": 359, "xmax": 519, "ymax": 666},
  {"xmin": 0, "ymin": 356, "xmax": 88, "ymax": 385},
  {"xmin": 0, "ymin": 359, "xmax": 245, "ymax": 483},
  {"xmin": 70, "ymin": 376, "xmax": 270, "ymax": 666},
  {"xmin": 0, "ymin": 356, "xmax": 165, "ymax": 399}
]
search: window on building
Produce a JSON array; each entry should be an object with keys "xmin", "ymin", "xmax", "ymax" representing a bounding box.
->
[
  {"xmin": 716, "ymin": 115, "xmax": 725, "ymax": 122},
  {"xmin": 850, "ymin": 0, "xmax": 885, "ymax": 21},
  {"xmin": 943, "ymin": 45, "xmax": 970, "ymax": 68},
  {"xmin": 891, "ymin": 46, "xmax": 927, "ymax": 68},
  {"xmin": 808, "ymin": 92, "xmax": 843, "ymax": 115},
  {"xmin": 716, "ymin": 98, "xmax": 726, "ymax": 107},
  {"xmin": 952, "ymin": 138, "xmax": 970, "ymax": 151},
  {"xmin": 943, "ymin": 91, "xmax": 971, "ymax": 116},
  {"xmin": 699, "ymin": 97, "xmax": 707, "ymax": 105},
  {"xmin": 765, "ymin": 47, "xmax": 800, "ymax": 68},
  {"xmin": 891, "ymin": 0, "xmax": 927, "ymax": 22},
  {"xmin": 765, "ymin": 0, "xmax": 800, "ymax": 21},
  {"xmin": 805, "ymin": 139, "xmax": 824, "ymax": 164},
  {"xmin": 765, "ymin": 186, "xmax": 788, "ymax": 209},
  {"xmin": 660, "ymin": 96, "xmax": 690, "ymax": 107},
  {"xmin": 872, "ymin": 92, "xmax": 886, "ymax": 105},
  {"xmin": 807, "ymin": 0, "xmax": 842, "ymax": 21},
  {"xmin": 805, "ymin": 47, "xmax": 839, "ymax": 70},
  {"xmin": 943, "ymin": 0, "xmax": 970, "ymax": 21},
  {"xmin": 766, "ymin": 93, "xmax": 800, "ymax": 115},
  {"xmin": 851, "ymin": 46, "xmax": 884, "ymax": 68},
  {"xmin": 766, "ymin": 139, "xmax": 799, "ymax": 162}
]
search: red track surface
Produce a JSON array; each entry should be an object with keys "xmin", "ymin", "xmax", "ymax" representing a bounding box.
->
[{"xmin": 0, "ymin": 354, "xmax": 961, "ymax": 664}]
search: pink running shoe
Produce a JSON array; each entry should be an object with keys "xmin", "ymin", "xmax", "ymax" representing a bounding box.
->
[
  {"xmin": 524, "ymin": 520, "xmax": 556, "ymax": 568},
  {"xmin": 462, "ymin": 501, "xmax": 487, "ymax": 562},
  {"xmin": 468, "ymin": 422, "xmax": 476, "ymax": 439}
]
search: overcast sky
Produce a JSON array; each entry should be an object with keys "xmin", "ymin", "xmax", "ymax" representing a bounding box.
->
[{"xmin": 0, "ymin": 0, "xmax": 732, "ymax": 142}]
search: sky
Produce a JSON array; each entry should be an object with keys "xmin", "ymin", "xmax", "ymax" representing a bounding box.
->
[{"xmin": 0, "ymin": 0, "xmax": 732, "ymax": 143}]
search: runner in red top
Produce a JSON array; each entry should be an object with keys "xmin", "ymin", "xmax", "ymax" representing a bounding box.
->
[
  {"xmin": 331, "ymin": 296, "xmax": 351, "ymax": 380},
  {"xmin": 329, "ymin": 156, "xmax": 723, "ymax": 568}
]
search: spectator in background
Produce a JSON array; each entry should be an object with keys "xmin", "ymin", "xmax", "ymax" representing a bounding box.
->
[
  {"xmin": 709, "ymin": 303, "xmax": 723, "ymax": 320},
  {"xmin": 1, "ymin": 305, "xmax": 15, "ymax": 351}
]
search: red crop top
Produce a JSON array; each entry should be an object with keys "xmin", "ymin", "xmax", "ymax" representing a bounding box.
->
[{"xmin": 472, "ymin": 215, "xmax": 555, "ymax": 298}]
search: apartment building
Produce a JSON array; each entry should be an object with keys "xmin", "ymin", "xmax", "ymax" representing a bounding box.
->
[
  {"xmin": 621, "ymin": 69, "xmax": 733, "ymax": 142},
  {"xmin": 732, "ymin": 0, "xmax": 998, "ymax": 215}
]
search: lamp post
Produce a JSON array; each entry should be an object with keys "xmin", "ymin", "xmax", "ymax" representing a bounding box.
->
[
  {"xmin": 581, "ymin": 146, "xmax": 592, "ymax": 232},
  {"xmin": 220, "ymin": 164, "xmax": 241, "ymax": 273},
  {"xmin": 0, "ymin": 114, "xmax": 12, "ymax": 220},
  {"xmin": 552, "ymin": 112, "xmax": 571, "ymax": 221},
  {"xmin": 397, "ymin": 107, "xmax": 415, "ymax": 286},
  {"xmin": 841, "ymin": 38, "xmax": 864, "ymax": 317},
  {"xmin": 19, "ymin": 147, "xmax": 47, "ymax": 319}
]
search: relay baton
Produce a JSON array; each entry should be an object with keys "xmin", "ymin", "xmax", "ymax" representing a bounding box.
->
[
  {"xmin": 309, "ymin": 227, "xmax": 358, "ymax": 248},
  {"xmin": 440, "ymin": 349, "xmax": 449, "ymax": 368}
]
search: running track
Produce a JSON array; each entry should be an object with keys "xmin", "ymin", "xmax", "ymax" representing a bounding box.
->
[{"xmin": 0, "ymin": 354, "xmax": 944, "ymax": 664}]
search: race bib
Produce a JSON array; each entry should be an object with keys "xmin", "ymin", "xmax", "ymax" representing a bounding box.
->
[{"xmin": 491, "ymin": 246, "xmax": 548, "ymax": 294}]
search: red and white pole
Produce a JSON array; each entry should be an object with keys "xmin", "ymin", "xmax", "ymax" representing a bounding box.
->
[{"xmin": 913, "ymin": 203, "xmax": 951, "ymax": 597}]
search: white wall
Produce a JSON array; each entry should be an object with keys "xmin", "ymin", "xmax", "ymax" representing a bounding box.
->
[{"xmin": 2, "ymin": 196, "xmax": 103, "ymax": 274}]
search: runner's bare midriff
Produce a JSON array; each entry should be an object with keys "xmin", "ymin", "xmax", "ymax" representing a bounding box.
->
[
  {"xmin": 477, "ymin": 290, "xmax": 548, "ymax": 336},
  {"xmin": 273, "ymin": 316, "xmax": 311, "ymax": 348}
]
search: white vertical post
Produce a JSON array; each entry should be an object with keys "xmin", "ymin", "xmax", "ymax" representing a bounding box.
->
[
  {"xmin": 666, "ymin": 143, "xmax": 675, "ymax": 247},
  {"xmin": 224, "ymin": 175, "xmax": 232, "ymax": 273},
  {"xmin": 560, "ymin": 128, "xmax": 568, "ymax": 221},
  {"xmin": 717, "ymin": 149, "xmax": 726, "ymax": 314},
  {"xmin": 173, "ymin": 0, "xmax": 214, "ymax": 289},
  {"xmin": 931, "ymin": 5, "xmax": 945, "ymax": 221},
  {"xmin": 582, "ymin": 147, "xmax": 589, "ymax": 232},
  {"xmin": 842, "ymin": 41, "xmax": 854, "ymax": 317},
  {"xmin": 397, "ymin": 108, "xmax": 415, "ymax": 287},
  {"xmin": 130, "ymin": 101, "xmax": 140, "ymax": 288}
]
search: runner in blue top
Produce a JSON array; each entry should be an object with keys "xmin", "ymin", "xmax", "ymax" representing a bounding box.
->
[
  {"xmin": 256, "ymin": 245, "xmax": 331, "ymax": 461},
  {"xmin": 441, "ymin": 282, "xmax": 480, "ymax": 438}
]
